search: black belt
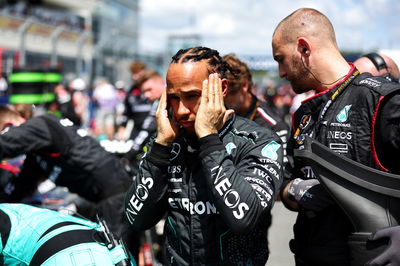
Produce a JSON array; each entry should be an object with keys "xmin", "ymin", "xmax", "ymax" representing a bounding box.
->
[{"xmin": 30, "ymin": 227, "xmax": 103, "ymax": 266}]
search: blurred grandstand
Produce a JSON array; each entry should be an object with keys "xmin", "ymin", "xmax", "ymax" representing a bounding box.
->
[
  {"xmin": 0, "ymin": 0, "xmax": 141, "ymax": 89},
  {"xmin": 0, "ymin": 0, "xmax": 395, "ymax": 119}
]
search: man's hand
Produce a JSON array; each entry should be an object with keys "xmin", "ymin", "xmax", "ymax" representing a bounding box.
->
[
  {"xmin": 366, "ymin": 226, "xmax": 400, "ymax": 266},
  {"xmin": 154, "ymin": 88, "xmax": 179, "ymax": 146},
  {"xmin": 287, "ymin": 178, "xmax": 334, "ymax": 212},
  {"xmin": 195, "ymin": 73, "xmax": 234, "ymax": 138}
]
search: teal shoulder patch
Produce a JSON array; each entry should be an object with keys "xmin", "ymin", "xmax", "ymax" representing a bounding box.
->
[
  {"xmin": 261, "ymin": 141, "xmax": 280, "ymax": 160},
  {"xmin": 225, "ymin": 142, "xmax": 237, "ymax": 155}
]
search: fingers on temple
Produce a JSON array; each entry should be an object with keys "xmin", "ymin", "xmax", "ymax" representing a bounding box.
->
[
  {"xmin": 208, "ymin": 73, "xmax": 215, "ymax": 104},
  {"xmin": 202, "ymin": 79, "xmax": 209, "ymax": 103},
  {"xmin": 157, "ymin": 88, "xmax": 167, "ymax": 112},
  {"xmin": 218, "ymin": 77, "xmax": 224, "ymax": 107}
]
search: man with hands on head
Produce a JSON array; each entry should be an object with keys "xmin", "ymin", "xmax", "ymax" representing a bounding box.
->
[{"xmin": 124, "ymin": 46, "xmax": 283, "ymax": 265}]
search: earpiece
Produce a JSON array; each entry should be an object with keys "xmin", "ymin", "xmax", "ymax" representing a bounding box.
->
[{"xmin": 302, "ymin": 47, "xmax": 307, "ymax": 54}]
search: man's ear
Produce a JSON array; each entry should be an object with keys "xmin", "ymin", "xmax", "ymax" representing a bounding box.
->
[
  {"xmin": 297, "ymin": 37, "xmax": 311, "ymax": 56},
  {"xmin": 221, "ymin": 78, "xmax": 229, "ymax": 97},
  {"xmin": 243, "ymin": 80, "xmax": 250, "ymax": 92}
]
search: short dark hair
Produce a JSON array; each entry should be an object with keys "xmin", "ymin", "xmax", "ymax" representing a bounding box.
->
[
  {"xmin": 222, "ymin": 53, "xmax": 253, "ymax": 94},
  {"xmin": 170, "ymin": 46, "xmax": 235, "ymax": 79},
  {"xmin": 129, "ymin": 61, "xmax": 147, "ymax": 74},
  {"xmin": 136, "ymin": 70, "xmax": 162, "ymax": 87},
  {"xmin": 0, "ymin": 105, "xmax": 21, "ymax": 130}
]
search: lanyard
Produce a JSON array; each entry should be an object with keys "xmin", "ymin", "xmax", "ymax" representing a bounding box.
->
[{"xmin": 293, "ymin": 69, "xmax": 360, "ymax": 145}]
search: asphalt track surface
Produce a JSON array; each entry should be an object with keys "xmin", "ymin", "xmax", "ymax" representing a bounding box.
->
[{"xmin": 267, "ymin": 201, "xmax": 297, "ymax": 266}]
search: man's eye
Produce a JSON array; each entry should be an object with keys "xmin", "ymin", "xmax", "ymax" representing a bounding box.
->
[
  {"xmin": 186, "ymin": 94, "xmax": 199, "ymax": 99},
  {"xmin": 168, "ymin": 95, "xmax": 179, "ymax": 100}
]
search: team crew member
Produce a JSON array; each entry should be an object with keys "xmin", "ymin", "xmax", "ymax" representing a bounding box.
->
[
  {"xmin": 0, "ymin": 106, "xmax": 132, "ymax": 243},
  {"xmin": 272, "ymin": 8, "xmax": 400, "ymax": 266},
  {"xmin": 124, "ymin": 47, "xmax": 283, "ymax": 265},
  {"xmin": 120, "ymin": 61, "xmax": 153, "ymax": 140},
  {"xmin": 222, "ymin": 53, "xmax": 289, "ymax": 164},
  {"xmin": 123, "ymin": 70, "xmax": 164, "ymax": 165},
  {"xmin": 0, "ymin": 203, "xmax": 134, "ymax": 265}
]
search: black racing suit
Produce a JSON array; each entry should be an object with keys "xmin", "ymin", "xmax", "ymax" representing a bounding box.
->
[
  {"xmin": 0, "ymin": 114, "xmax": 133, "ymax": 243},
  {"xmin": 125, "ymin": 115, "xmax": 283, "ymax": 265},
  {"xmin": 285, "ymin": 64, "xmax": 400, "ymax": 266},
  {"xmin": 122, "ymin": 85, "xmax": 153, "ymax": 139},
  {"xmin": 124, "ymin": 99, "xmax": 158, "ymax": 165}
]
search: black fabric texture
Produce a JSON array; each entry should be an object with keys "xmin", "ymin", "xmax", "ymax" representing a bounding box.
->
[
  {"xmin": 198, "ymin": 134, "xmax": 224, "ymax": 159},
  {"xmin": 30, "ymin": 229, "xmax": 99, "ymax": 266},
  {"xmin": 0, "ymin": 209, "xmax": 11, "ymax": 248},
  {"xmin": 146, "ymin": 142, "xmax": 172, "ymax": 167}
]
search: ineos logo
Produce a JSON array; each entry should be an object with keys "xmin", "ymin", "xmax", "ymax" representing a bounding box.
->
[
  {"xmin": 170, "ymin": 143, "xmax": 181, "ymax": 161},
  {"xmin": 223, "ymin": 189, "xmax": 240, "ymax": 208},
  {"xmin": 136, "ymin": 184, "xmax": 149, "ymax": 201}
]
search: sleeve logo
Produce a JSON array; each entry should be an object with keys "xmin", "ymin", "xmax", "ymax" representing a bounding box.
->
[
  {"xmin": 261, "ymin": 141, "xmax": 280, "ymax": 160},
  {"xmin": 225, "ymin": 142, "xmax": 237, "ymax": 155}
]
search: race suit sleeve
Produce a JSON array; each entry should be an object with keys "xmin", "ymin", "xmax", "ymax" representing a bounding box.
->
[
  {"xmin": 199, "ymin": 133, "xmax": 283, "ymax": 234},
  {"xmin": 375, "ymin": 93, "xmax": 400, "ymax": 174},
  {"xmin": 0, "ymin": 117, "xmax": 52, "ymax": 160},
  {"xmin": 124, "ymin": 100, "xmax": 158, "ymax": 162},
  {"xmin": 124, "ymin": 140, "xmax": 170, "ymax": 230}
]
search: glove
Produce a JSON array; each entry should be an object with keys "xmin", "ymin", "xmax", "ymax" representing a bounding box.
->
[
  {"xmin": 365, "ymin": 226, "xmax": 400, "ymax": 266},
  {"xmin": 287, "ymin": 178, "xmax": 334, "ymax": 211}
]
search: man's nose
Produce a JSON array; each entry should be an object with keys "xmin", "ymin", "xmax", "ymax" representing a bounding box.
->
[
  {"xmin": 279, "ymin": 65, "xmax": 287, "ymax": 78},
  {"xmin": 177, "ymin": 101, "xmax": 190, "ymax": 116}
]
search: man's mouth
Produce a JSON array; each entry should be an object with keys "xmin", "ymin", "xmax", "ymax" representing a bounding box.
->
[{"xmin": 179, "ymin": 120, "xmax": 194, "ymax": 127}]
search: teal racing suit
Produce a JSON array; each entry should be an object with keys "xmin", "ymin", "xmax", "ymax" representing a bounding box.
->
[{"xmin": 0, "ymin": 203, "xmax": 135, "ymax": 266}]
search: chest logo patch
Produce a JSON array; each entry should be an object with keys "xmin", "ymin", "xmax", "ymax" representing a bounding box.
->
[
  {"xmin": 225, "ymin": 142, "xmax": 237, "ymax": 155},
  {"xmin": 261, "ymin": 141, "xmax": 280, "ymax": 160},
  {"xmin": 170, "ymin": 143, "xmax": 181, "ymax": 161},
  {"xmin": 336, "ymin": 105, "xmax": 352, "ymax": 123}
]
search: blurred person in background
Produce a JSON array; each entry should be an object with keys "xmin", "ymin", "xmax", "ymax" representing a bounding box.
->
[
  {"xmin": 93, "ymin": 79, "xmax": 118, "ymax": 140},
  {"xmin": 354, "ymin": 52, "xmax": 400, "ymax": 83},
  {"xmin": 123, "ymin": 70, "xmax": 164, "ymax": 166},
  {"xmin": 68, "ymin": 78, "xmax": 90, "ymax": 128},
  {"xmin": 273, "ymin": 8, "xmax": 400, "ymax": 266},
  {"xmin": 46, "ymin": 83, "xmax": 81, "ymax": 125},
  {"xmin": 10, "ymin": 103, "xmax": 34, "ymax": 119},
  {"xmin": 272, "ymin": 83, "xmax": 295, "ymax": 125},
  {"xmin": 114, "ymin": 80, "xmax": 128, "ymax": 139},
  {"xmin": 120, "ymin": 61, "xmax": 153, "ymax": 141},
  {"xmin": 223, "ymin": 53, "xmax": 289, "ymax": 147}
]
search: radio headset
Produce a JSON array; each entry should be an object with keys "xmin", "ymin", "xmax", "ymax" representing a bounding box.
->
[{"xmin": 362, "ymin": 52, "xmax": 399, "ymax": 83}]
